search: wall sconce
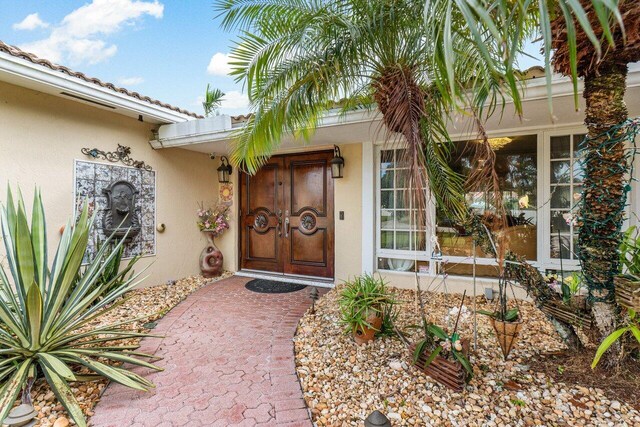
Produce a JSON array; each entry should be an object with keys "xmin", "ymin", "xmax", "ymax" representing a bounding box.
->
[
  {"xmin": 330, "ymin": 145, "xmax": 344, "ymax": 179},
  {"xmin": 217, "ymin": 156, "xmax": 233, "ymax": 183}
]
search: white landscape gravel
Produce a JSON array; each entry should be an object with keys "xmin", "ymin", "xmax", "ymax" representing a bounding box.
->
[{"xmin": 294, "ymin": 286, "xmax": 640, "ymax": 426}]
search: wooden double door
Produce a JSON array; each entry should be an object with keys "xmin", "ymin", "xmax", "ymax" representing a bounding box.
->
[{"xmin": 239, "ymin": 151, "xmax": 335, "ymax": 278}]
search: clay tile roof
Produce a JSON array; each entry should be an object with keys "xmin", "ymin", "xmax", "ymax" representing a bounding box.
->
[{"xmin": 0, "ymin": 40, "xmax": 203, "ymax": 119}]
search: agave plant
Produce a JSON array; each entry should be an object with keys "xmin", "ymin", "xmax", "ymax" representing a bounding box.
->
[{"xmin": 0, "ymin": 189, "xmax": 160, "ymax": 427}]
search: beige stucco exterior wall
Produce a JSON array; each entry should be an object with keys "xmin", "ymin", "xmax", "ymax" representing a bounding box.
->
[
  {"xmin": 0, "ymin": 81, "xmax": 217, "ymax": 287},
  {"xmin": 333, "ymin": 143, "xmax": 362, "ymax": 283}
]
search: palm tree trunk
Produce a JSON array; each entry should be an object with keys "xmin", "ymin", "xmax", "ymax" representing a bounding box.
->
[{"xmin": 580, "ymin": 62, "xmax": 628, "ymax": 366}]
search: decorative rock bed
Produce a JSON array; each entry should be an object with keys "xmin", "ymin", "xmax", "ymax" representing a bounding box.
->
[
  {"xmin": 294, "ymin": 286, "xmax": 640, "ymax": 426},
  {"xmin": 5, "ymin": 273, "xmax": 232, "ymax": 427}
]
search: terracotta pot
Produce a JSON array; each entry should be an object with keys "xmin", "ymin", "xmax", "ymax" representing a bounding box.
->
[
  {"xmin": 199, "ymin": 230, "xmax": 223, "ymax": 277},
  {"xmin": 353, "ymin": 311, "xmax": 382, "ymax": 345},
  {"xmin": 491, "ymin": 318, "xmax": 523, "ymax": 360}
]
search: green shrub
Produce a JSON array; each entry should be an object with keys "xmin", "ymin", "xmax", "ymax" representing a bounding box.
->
[
  {"xmin": 620, "ymin": 226, "xmax": 640, "ymax": 279},
  {"xmin": 338, "ymin": 273, "xmax": 396, "ymax": 335},
  {"xmin": 0, "ymin": 188, "xmax": 159, "ymax": 427}
]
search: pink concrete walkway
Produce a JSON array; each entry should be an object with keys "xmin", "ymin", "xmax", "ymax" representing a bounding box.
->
[{"xmin": 91, "ymin": 276, "xmax": 319, "ymax": 427}]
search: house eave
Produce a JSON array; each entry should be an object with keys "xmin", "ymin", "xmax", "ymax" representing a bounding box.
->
[
  {"xmin": 0, "ymin": 51, "xmax": 195, "ymax": 125},
  {"xmin": 151, "ymin": 64, "xmax": 640, "ymax": 149}
]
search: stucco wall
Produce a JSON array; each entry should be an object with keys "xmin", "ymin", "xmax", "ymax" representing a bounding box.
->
[
  {"xmin": 0, "ymin": 81, "xmax": 217, "ymax": 287},
  {"xmin": 334, "ymin": 143, "xmax": 363, "ymax": 283}
]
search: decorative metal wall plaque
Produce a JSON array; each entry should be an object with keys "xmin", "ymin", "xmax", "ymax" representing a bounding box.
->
[
  {"xmin": 74, "ymin": 160, "xmax": 156, "ymax": 262},
  {"xmin": 81, "ymin": 144, "xmax": 152, "ymax": 171},
  {"xmin": 102, "ymin": 180, "xmax": 141, "ymax": 242}
]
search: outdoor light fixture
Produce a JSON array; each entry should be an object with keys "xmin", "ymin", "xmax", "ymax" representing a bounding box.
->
[
  {"xmin": 330, "ymin": 145, "xmax": 345, "ymax": 179},
  {"xmin": 217, "ymin": 156, "xmax": 233, "ymax": 183},
  {"xmin": 364, "ymin": 410, "xmax": 392, "ymax": 427},
  {"xmin": 3, "ymin": 404, "xmax": 37, "ymax": 427}
]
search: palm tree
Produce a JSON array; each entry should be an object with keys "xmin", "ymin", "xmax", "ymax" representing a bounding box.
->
[
  {"xmin": 214, "ymin": 0, "xmax": 475, "ymax": 221},
  {"xmin": 425, "ymin": 0, "xmax": 640, "ymax": 365},
  {"xmin": 203, "ymin": 84, "xmax": 225, "ymax": 117},
  {"xmin": 215, "ymin": 0, "xmax": 640, "ymax": 362},
  {"xmin": 214, "ymin": 0, "xmax": 589, "ymax": 347}
]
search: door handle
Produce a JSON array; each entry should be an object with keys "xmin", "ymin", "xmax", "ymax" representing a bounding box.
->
[
  {"xmin": 284, "ymin": 210, "xmax": 290, "ymax": 238},
  {"xmin": 276, "ymin": 210, "xmax": 282, "ymax": 237}
]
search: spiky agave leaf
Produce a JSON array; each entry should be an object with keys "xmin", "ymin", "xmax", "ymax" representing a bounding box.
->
[{"xmin": 0, "ymin": 188, "xmax": 158, "ymax": 427}]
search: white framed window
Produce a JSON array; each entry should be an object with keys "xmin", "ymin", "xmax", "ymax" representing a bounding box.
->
[
  {"xmin": 372, "ymin": 129, "xmax": 614, "ymax": 277},
  {"xmin": 376, "ymin": 148, "xmax": 431, "ymax": 273},
  {"xmin": 542, "ymin": 130, "xmax": 586, "ymax": 268}
]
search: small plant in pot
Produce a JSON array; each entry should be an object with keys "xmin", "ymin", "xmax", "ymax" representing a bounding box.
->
[
  {"xmin": 615, "ymin": 226, "xmax": 640, "ymax": 311},
  {"xmin": 477, "ymin": 278, "xmax": 523, "ymax": 360},
  {"xmin": 338, "ymin": 274, "xmax": 395, "ymax": 345},
  {"xmin": 406, "ymin": 290, "xmax": 473, "ymax": 392}
]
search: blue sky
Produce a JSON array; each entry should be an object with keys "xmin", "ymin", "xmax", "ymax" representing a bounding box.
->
[
  {"xmin": 0, "ymin": 1, "xmax": 543, "ymax": 117},
  {"xmin": 0, "ymin": 0, "xmax": 248, "ymax": 115}
]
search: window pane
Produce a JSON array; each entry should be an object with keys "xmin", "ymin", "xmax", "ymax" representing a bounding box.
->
[
  {"xmin": 395, "ymin": 231, "xmax": 411, "ymax": 250},
  {"xmin": 380, "ymin": 169, "xmax": 394, "ymax": 188},
  {"xmin": 378, "ymin": 257, "xmax": 416, "ymax": 272},
  {"xmin": 381, "ymin": 190, "xmax": 394, "ymax": 209},
  {"xmin": 551, "ymin": 135, "xmax": 570, "ymax": 158},
  {"xmin": 414, "ymin": 232, "xmax": 426, "ymax": 251},
  {"xmin": 550, "ymin": 211, "xmax": 571, "ymax": 233},
  {"xmin": 573, "ymin": 161, "xmax": 584, "ymax": 183},
  {"xmin": 380, "ymin": 210, "xmax": 394, "ymax": 229},
  {"xmin": 395, "ymin": 210, "xmax": 412, "ymax": 229},
  {"xmin": 573, "ymin": 234, "xmax": 580, "ymax": 259},
  {"xmin": 573, "ymin": 185, "xmax": 583, "ymax": 205},
  {"xmin": 550, "ymin": 186, "xmax": 571, "ymax": 209},
  {"xmin": 574, "ymin": 134, "xmax": 587, "ymax": 158},
  {"xmin": 550, "ymin": 234, "xmax": 571, "ymax": 259},
  {"xmin": 395, "ymin": 169, "xmax": 408, "ymax": 188},
  {"xmin": 551, "ymin": 160, "xmax": 570, "ymax": 183},
  {"xmin": 396, "ymin": 190, "xmax": 408, "ymax": 209},
  {"xmin": 380, "ymin": 230, "xmax": 394, "ymax": 249},
  {"xmin": 436, "ymin": 134, "xmax": 538, "ymax": 261},
  {"xmin": 381, "ymin": 150, "xmax": 394, "ymax": 168}
]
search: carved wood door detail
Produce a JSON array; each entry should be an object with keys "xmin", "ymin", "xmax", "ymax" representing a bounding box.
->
[{"xmin": 239, "ymin": 151, "xmax": 334, "ymax": 278}]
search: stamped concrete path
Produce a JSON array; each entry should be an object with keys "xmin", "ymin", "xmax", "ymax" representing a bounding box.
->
[{"xmin": 91, "ymin": 276, "xmax": 320, "ymax": 427}]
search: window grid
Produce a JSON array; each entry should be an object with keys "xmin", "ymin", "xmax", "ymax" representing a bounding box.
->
[
  {"xmin": 549, "ymin": 134, "xmax": 585, "ymax": 261},
  {"xmin": 378, "ymin": 149, "xmax": 427, "ymax": 254}
]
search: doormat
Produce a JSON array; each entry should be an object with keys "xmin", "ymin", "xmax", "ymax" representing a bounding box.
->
[{"xmin": 245, "ymin": 279, "xmax": 307, "ymax": 294}]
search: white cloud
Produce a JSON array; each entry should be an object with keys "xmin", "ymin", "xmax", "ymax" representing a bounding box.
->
[
  {"xmin": 220, "ymin": 91, "xmax": 249, "ymax": 110},
  {"xmin": 19, "ymin": 0, "xmax": 164, "ymax": 65},
  {"xmin": 207, "ymin": 52, "xmax": 232, "ymax": 76},
  {"xmin": 13, "ymin": 13, "xmax": 49, "ymax": 31},
  {"xmin": 117, "ymin": 76, "xmax": 145, "ymax": 86}
]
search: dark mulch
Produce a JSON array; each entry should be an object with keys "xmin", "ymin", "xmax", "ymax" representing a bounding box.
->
[{"xmin": 530, "ymin": 350, "xmax": 640, "ymax": 410}]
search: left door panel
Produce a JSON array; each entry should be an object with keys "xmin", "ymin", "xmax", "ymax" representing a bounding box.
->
[{"xmin": 239, "ymin": 158, "xmax": 284, "ymax": 273}]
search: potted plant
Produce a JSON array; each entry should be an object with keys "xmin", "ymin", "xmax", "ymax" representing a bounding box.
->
[
  {"xmin": 539, "ymin": 273, "xmax": 595, "ymax": 330},
  {"xmin": 196, "ymin": 202, "xmax": 230, "ymax": 277},
  {"xmin": 478, "ymin": 278, "xmax": 523, "ymax": 360},
  {"xmin": 410, "ymin": 292, "xmax": 473, "ymax": 392},
  {"xmin": 338, "ymin": 274, "xmax": 395, "ymax": 345},
  {"xmin": 615, "ymin": 226, "xmax": 640, "ymax": 311}
]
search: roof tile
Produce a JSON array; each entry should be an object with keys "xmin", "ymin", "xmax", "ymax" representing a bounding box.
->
[{"xmin": 0, "ymin": 40, "xmax": 203, "ymax": 119}]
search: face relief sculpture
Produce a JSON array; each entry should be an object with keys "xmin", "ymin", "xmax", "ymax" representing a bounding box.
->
[{"xmin": 103, "ymin": 180, "xmax": 141, "ymax": 242}]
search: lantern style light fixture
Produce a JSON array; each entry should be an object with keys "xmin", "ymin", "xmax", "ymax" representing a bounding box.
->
[
  {"xmin": 330, "ymin": 145, "xmax": 345, "ymax": 179},
  {"xmin": 217, "ymin": 156, "xmax": 233, "ymax": 183}
]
